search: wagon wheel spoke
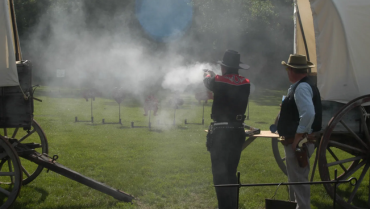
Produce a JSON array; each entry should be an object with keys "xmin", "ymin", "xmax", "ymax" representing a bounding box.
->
[
  {"xmin": 0, "ymin": 187, "xmax": 11, "ymax": 196},
  {"xmin": 9, "ymin": 120, "xmax": 49, "ymax": 185},
  {"xmin": 340, "ymin": 120, "xmax": 369, "ymax": 149},
  {"xmin": 319, "ymin": 96, "xmax": 370, "ymax": 209},
  {"xmin": 21, "ymin": 165, "xmax": 31, "ymax": 178},
  {"xmin": 328, "ymin": 141, "xmax": 367, "ymax": 154},
  {"xmin": 337, "ymin": 160, "xmax": 367, "ymax": 182},
  {"xmin": 271, "ymin": 137, "xmax": 288, "ymax": 176},
  {"xmin": 347, "ymin": 163, "xmax": 369, "ymax": 204},
  {"xmin": 3, "ymin": 128, "xmax": 7, "ymax": 137},
  {"xmin": 326, "ymin": 154, "xmax": 362, "ymax": 169},
  {"xmin": 0, "ymin": 171, "xmax": 16, "ymax": 176},
  {"xmin": 8, "ymin": 160, "xmax": 14, "ymax": 184},
  {"xmin": 327, "ymin": 147, "xmax": 347, "ymax": 172},
  {"xmin": 360, "ymin": 107, "xmax": 370, "ymax": 145},
  {"xmin": 18, "ymin": 129, "xmax": 36, "ymax": 143},
  {"xmin": 11, "ymin": 127, "xmax": 19, "ymax": 139},
  {"xmin": 0, "ymin": 137, "xmax": 23, "ymax": 208},
  {"xmin": 368, "ymin": 172, "xmax": 370, "ymax": 208}
]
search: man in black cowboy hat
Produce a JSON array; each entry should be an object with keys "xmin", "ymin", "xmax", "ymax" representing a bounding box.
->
[
  {"xmin": 278, "ymin": 54, "xmax": 322, "ymax": 209},
  {"xmin": 204, "ymin": 49, "xmax": 250, "ymax": 209}
]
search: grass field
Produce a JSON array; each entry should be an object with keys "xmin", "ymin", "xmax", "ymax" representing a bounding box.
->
[{"xmin": 3, "ymin": 86, "xmax": 368, "ymax": 209}]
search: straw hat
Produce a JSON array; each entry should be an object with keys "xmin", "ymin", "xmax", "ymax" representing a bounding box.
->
[{"xmin": 281, "ymin": 54, "xmax": 315, "ymax": 69}]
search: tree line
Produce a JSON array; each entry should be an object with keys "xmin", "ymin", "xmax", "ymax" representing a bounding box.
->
[{"xmin": 13, "ymin": 0, "xmax": 294, "ymax": 88}]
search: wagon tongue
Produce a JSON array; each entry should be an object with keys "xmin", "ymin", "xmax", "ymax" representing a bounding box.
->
[{"xmin": 20, "ymin": 150, "xmax": 134, "ymax": 202}]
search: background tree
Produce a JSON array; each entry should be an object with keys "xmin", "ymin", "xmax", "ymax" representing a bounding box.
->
[{"xmin": 13, "ymin": 0, "xmax": 294, "ymax": 89}]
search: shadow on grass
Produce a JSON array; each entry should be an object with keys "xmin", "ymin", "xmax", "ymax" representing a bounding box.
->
[
  {"xmin": 176, "ymin": 126, "xmax": 188, "ymax": 130},
  {"xmin": 117, "ymin": 126, "xmax": 131, "ymax": 129},
  {"xmin": 310, "ymin": 199, "xmax": 334, "ymax": 209},
  {"xmin": 14, "ymin": 204, "xmax": 104, "ymax": 209},
  {"xmin": 27, "ymin": 186, "xmax": 49, "ymax": 203},
  {"xmin": 255, "ymin": 121, "xmax": 268, "ymax": 124},
  {"xmin": 103, "ymin": 102, "xmax": 119, "ymax": 106},
  {"xmin": 101, "ymin": 122, "xmax": 122, "ymax": 125},
  {"xmin": 310, "ymin": 186, "xmax": 369, "ymax": 209},
  {"xmin": 131, "ymin": 126, "xmax": 149, "ymax": 129},
  {"xmin": 84, "ymin": 123, "xmax": 101, "ymax": 126},
  {"xmin": 74, "ymin": 121, "xmax": 94, "ymax": 124},
  {"xmin": 9, "ymin": 186, "xmax": 49, "ymax": 209},
  {"xmin": 149, "ymin": 129, "xmax": 163, "ymax": 133},
  {"xmin": 185, "ymin": 122, "xmax": 203, "ymax": 125}
]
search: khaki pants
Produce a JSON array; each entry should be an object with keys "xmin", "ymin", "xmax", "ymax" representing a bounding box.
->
[{"xmin": 284, "ymin": 143, "xmax": 315, "ymax": 209}]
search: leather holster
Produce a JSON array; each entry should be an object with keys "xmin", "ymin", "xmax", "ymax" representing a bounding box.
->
[
  {"xmin": 280, "ymin": 136, "xmax": 294, "ymax": 146},
  {"xmin": 295, "ymin": 145, "xmax": 308, "ymax": 168}
]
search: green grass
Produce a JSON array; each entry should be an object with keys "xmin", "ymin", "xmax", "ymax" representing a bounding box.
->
[{"xmin": 2, "ymin": 86, "xmax": 368, "ymax": 209}]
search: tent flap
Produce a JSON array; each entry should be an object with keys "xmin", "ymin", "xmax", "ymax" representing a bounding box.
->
[
  {"xmin": 298, "ymin": 0, "xmax": 370, "ymax": 103},
  {"xmin": 0, "ymin": 0, "xmax": 19, "ymax": 87}
]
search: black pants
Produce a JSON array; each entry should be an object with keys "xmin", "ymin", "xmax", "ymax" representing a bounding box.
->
[{"xmin": 208, "ymin": 127, "xmax": 245, "ymax": 209}]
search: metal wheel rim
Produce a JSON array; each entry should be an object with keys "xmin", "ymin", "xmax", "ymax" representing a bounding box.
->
[
  {"xmin": 318, "ymin": 94, "xmax": 370, "ymax": 209},
  {"xmin": 271, "ymin": 113, "xmax": 287, "ymax": 175},
  {"xmin": 0, "ymin": 136, "xmax": 22, "ymax": 209},
  {"xmin": 272, "ymin": 137, "xmax": 287, "ymax": 175},
  {"xmin": 1, "ymin": 119, "xmax": 48, "ymax": 185}
]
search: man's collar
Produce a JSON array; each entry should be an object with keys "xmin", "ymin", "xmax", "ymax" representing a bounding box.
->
[
  {"xmin": 291, "ymin": 76, "xmax": 308, "ymax": 86},
  {"xmin": 223, "ymin": 72, "xmax": 239, "ymax": 75}
]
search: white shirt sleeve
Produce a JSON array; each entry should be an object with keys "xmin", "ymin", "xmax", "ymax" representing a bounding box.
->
[{"xmin": 294, "ymin": 82, "xmax": 315, "ymax": 134}]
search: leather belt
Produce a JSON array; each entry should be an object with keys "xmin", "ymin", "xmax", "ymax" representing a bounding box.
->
[
  {"xmin": 280, "ymin": 136, "xmax": 295, "ymax": 146},
  {"xmin": 281, "ymin": 133, "xmax": 318, "ymax": 146},
  {"xmin": 212, "ymin": 122, "xmax": 244, "ymax": 126}
]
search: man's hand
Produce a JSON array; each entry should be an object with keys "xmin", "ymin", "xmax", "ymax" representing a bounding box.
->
[
  {"xmin": 203, "ymin": 70, "xmax": 216, "ymax": 78},
  {"xmin": 291, "ymin": 133, "xmax": 306, "ymax": 151}
]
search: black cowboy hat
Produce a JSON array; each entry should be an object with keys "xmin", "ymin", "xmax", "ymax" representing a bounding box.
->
[{"xmin": 217, "ymin": 50, "xmax": 250, "ymax": 70}]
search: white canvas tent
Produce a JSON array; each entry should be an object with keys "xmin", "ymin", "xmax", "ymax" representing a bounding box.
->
[
  {"xmin": 0, "ymin": 0, "xmax": 19, "ymax": 87},
  {"xmin": 295, "ymin": 0, "xmax": 370, "ymax": 103}
]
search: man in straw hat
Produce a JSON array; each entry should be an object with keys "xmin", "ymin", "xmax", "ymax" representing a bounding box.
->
[
  {"xmin": 203, "ymin": 50, "xmax": 250, "ymax": 209},
  {"xmin": 277, "ymin": 54, "xmax": 322, "ymax": 209}
]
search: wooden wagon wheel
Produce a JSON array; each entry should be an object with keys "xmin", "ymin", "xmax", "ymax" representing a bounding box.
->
[
  {"xmin": 0, "ymin": 136, "xmax": 22, "ymax": 209},
  {"xmin": 0, "ymin": 119, "xmax": 48, "ymax": 185},
  {"xmin": 318, "ymin": 94, "xmax": 370, "ymax": 209},
  {"xmin": 271, "ymin": 113, "xmax": 288, "ymax": 175}
]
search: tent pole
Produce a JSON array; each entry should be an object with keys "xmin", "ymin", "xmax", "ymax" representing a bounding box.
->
[{"xmin": 296, "ymin": 1, "xmax": 310, "ymax": 62}]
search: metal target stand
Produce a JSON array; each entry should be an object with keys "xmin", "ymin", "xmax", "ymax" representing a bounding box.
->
[
  {"xmin": 102, "ymin": 87, "xmax": 127, "ymax": 125},
  {"xmin": 75, "ymin": 97, "xmax": 95, "ymax": 123},
  {"xmin": 102, "ymin": 103, "xmax": 122, "ymax": 125},
  {"xmin": 184, "ymin": 101, "xmax": 206, "ymax": 125},
  {"xmin": 131, "ymin": 107, "xmax": 157, "ymax": 129}
]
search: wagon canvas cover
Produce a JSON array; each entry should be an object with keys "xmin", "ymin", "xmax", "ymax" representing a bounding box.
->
[
  {"xmin": 296, "ymin": 0, "xmax": 370, "ymax": 103},
  {"xmin": 0, "ymin": 0, "xmax": 19, "ymax": 87}
]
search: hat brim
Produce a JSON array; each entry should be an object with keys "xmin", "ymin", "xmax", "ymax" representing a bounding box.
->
[
  {"xmin": 281, "ymin": 61, "xmax": 315, "ymax": 69},
  {"xmin": 218, "ymin": 61, "xmax": 250, "ymax": 70}
]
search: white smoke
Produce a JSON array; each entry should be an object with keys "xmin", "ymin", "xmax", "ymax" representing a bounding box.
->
[{"xmin": 161, "ymin": 62, "xmax": 217, "ymax": 93}]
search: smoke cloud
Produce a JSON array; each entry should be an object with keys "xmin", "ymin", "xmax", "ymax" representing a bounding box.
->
[
  {"xmin": 21, "ymin": 0, "xmax": 293, "ymax": 98},
  {"xmin": 162, "ymin": 62, "xmax": 217, "ymax": 93}
]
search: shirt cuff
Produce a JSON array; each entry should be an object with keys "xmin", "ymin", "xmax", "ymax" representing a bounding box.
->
[{"xmin": 296, "ymin": 125, "xmax": 313, "ymax": 134}]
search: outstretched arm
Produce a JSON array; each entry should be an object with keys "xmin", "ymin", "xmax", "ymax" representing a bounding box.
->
[{"xmin": 203, "ymin": 71, "xmax": 216, "ymax": 91}]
